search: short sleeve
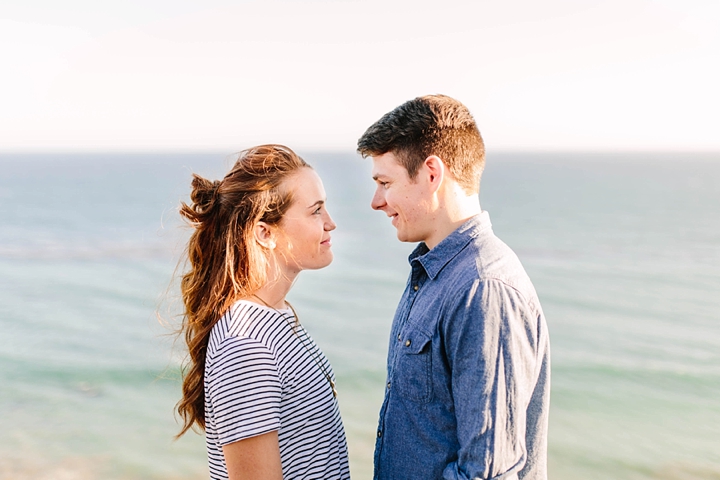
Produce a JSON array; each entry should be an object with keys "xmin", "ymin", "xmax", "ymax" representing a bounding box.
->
[{"xmin": 205, "ymin": 336, "xmax": 282, "ymax": 446}]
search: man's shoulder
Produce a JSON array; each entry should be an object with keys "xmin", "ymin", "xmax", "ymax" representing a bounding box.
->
[
  {"xmin": 444, "ymin": 228, "xmax": 522, "ymax": 279},
  {"xmin": 440, "ymin": 231, "xmax": 540, "ymax": 308}
]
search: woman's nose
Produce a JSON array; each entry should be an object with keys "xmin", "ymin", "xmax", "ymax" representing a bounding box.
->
[{"xmin": 325, "ymin": 213, "xmax": 337, "ymax": 231}]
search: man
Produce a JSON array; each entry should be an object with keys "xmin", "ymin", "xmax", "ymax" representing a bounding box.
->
[{"xmin": 357, "ymin": 95, "xmax": 550, "ymax": 480}]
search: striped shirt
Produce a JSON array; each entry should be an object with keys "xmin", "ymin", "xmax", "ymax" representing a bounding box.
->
[{"xmin": 204, "ymin": 300, "xmax": 350, "ymax": 480}]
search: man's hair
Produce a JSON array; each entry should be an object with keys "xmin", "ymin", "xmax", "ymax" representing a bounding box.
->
[{"xmin": 357, "ymin": 94, "xmax": 485, "ymax": 194}]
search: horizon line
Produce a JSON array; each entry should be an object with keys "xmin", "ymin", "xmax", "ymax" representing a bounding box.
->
[{"xmin": 2, "ymin": 148, "xmax": 720, "ymax": 156}]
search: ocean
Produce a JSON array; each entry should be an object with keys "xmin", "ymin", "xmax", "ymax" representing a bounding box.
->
[{"xmin": 1, "ymin": 151, "xmax": 718, "ymax": 479}]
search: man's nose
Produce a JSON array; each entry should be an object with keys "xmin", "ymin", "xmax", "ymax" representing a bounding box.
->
[{"xmin": 371, "ymin": 188, "xmax": 385, "ymax": 210}]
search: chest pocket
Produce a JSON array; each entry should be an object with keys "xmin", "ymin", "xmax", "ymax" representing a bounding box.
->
[{"xmin": 393, "ymin": 329, "xmax": 433, "ymax": 403}]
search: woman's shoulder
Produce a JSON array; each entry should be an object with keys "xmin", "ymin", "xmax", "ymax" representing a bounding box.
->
[
  {"xmin": 206, "ymin": 300, "xmax": 293, "ymax": 373},
  {"xmin": 209, "ymin": 300, "xmax": 291, "ymax": 350}
]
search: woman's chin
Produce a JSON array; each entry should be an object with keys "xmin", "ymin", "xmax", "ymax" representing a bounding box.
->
[
  {"xmin": 292, "ymin": 253, "xmax": 334, "ymax": 272},
  {"xmin": 312, "ymin": 253, "xmax": 334, "ymax": 270}
]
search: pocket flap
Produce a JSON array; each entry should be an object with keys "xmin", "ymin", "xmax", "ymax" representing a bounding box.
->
[{"xmin": 400, "ymin": 329, "xmax": 431, "ymax": 355}]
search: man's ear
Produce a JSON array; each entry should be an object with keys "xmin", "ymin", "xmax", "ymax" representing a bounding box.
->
[
  {"xmin": 423, "ymin": 155, "xmax": 445, "ymax": 193},
  {"xmin": 254, "ymin": 221, "xmax": 276, "ymax": 249}
]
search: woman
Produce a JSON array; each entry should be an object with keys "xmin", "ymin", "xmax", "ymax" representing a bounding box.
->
[{"xmin": 175, "ymin": 145, "xmax": 350, "ymax": 479}]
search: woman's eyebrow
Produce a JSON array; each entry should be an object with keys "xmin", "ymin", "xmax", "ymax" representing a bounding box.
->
[{"xmin": 307, "ymin": 199, "xmax": 325, "ymax": 209}]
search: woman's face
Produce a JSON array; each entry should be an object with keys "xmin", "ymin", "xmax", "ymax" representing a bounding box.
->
[{"xmin": 273, "ymin": 167, "xmax": 336, "ymax": 275}]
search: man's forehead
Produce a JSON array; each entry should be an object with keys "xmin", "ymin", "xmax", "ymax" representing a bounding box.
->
[
  {"xmin": 372, "ymin": 151, "xmax": 400, "ymax": 163},
  {"xmin": 371, "ymin": 152, "xmax": 405, "ymax": 176}
]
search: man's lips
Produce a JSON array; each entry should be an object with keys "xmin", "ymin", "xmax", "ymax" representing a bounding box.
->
[{"xmin": 321, "ymin": 237, "xmax": 332, "ymax": 246}]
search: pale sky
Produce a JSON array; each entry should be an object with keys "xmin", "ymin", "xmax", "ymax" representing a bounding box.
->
[{"xmin": 1, "ymin": 0, "xmax": 719, "ymax": 152}]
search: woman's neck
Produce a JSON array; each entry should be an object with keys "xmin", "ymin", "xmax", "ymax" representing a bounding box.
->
[{"xmin": 252, "ymin": 263, "xmax": 298, "ymax": 309}]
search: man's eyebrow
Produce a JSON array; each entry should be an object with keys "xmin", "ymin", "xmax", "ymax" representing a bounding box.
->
[
  {"xmin": 372, "ymin": 174, "xmax": 385, "ymax": 181},
  {"xmin": 307, "ymin": 199, "xmax": 325, "ymax": 209}
]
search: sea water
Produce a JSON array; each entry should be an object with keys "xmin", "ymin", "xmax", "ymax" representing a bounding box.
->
[{"xmin": 0, "ymin": 152, "xmax": 718, "ymax": 479}]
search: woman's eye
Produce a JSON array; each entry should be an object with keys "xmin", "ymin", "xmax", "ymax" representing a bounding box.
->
[{"xmin": 313, "ymin": 207, "xmax": 322, "ymax": 215}]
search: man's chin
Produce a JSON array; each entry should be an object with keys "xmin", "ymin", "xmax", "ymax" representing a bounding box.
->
[{"xmin": 396, "ymin": 230, "xmax": 419, "ymax": 244}]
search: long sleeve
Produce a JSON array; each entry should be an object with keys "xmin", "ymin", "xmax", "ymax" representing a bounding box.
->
[{"xmin": 441, "ymin": 278, "xmax": 547, "ymax": 480}]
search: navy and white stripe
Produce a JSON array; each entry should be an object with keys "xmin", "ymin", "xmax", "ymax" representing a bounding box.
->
[{"xmin": 204, "ymin": 300, "xmax": 350, "ymax": 480}]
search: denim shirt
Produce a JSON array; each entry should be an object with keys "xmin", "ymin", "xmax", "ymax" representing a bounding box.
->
[{"xmin": 374, "ymin": 212, "xmax": 550, "ymax": 480}]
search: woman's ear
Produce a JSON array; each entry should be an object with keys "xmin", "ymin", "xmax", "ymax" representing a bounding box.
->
[{"xmin": 254, "ymin": 221, "xmax": 276, "ymax": 249}]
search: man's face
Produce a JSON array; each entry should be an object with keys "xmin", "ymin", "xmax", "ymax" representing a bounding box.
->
[{"xmin": 371, "ymin": 152, "xmax": 432, "ymax": 243}]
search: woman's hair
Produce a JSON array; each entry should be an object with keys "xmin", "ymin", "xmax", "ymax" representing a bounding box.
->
[{"xmin": 175, "ymin": 144, "xmax": 309, "ymax": 437}]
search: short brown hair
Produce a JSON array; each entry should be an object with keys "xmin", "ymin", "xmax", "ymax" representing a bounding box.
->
[{"xmin": 357, "ymin": 94, "xmax": 485, "ymax": 194}]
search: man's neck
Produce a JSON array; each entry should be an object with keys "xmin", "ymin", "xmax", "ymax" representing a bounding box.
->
[{"xmin": 424, "ymin": 192, "xmax": 481, "ymax": 250}]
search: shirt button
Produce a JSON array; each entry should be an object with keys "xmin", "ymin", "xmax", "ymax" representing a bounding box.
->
[
  {"xmin": 397, "ymin": 333, "xmax": 401, "ymax": 341},
  {"xmin": 405, "ymin": 339, "xmax": 411, "ymax": 347},
  {"xmin": 387, "ymin": 381, "xmax": 391, "ymax": 389},
  {"xmin": 377, "ymin": 430, "xmax": 382, "ymax": 438},
  {"xmin": 413, "ymin": 285, "xmax": 419, "ymax": 291}
]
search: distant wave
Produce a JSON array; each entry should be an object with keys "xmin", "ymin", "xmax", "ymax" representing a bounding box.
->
[{"xmin": 0, "ymin": 241, "xmax": 182, "ymax": 261}]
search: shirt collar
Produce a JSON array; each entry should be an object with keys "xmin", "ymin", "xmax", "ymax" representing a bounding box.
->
[{"xmin": 409, "ymin": 211, "xmax": 492, "ymax": 280}]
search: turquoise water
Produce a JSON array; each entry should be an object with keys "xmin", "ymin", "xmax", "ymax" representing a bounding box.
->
[{"xmin": 1, "ymin": 152, "xmax": 718, "ymax": 479}]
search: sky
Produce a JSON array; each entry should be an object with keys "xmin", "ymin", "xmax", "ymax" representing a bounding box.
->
[{"xmin": 1, "ymin": 0, "xmax": 719, "ymax": 152}]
